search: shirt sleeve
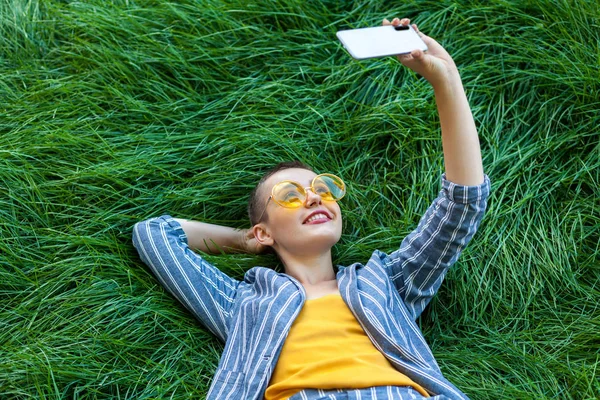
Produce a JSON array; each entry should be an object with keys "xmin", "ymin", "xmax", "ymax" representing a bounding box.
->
[
  {"xmin": 382, "ymin": 174, "xmax": 491, "ymax": 320},
  {"xmin": 132, "ymin": 215, "xmax": 240, "ymax": 342}
]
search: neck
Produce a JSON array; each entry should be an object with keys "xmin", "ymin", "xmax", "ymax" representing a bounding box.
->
[{"xmin": 278, "ymin": 249, "xmax": 336, "ymax": 285}]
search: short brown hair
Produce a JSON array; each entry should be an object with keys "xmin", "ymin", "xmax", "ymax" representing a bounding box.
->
[{"xmin": 248, "ymin": 161, "xmax": 314, "ymax": 226}]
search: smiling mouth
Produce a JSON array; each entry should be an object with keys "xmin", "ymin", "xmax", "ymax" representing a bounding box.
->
[{"xmin": 303, "ymin": 213, "xmax": 331, "ymax": 224}]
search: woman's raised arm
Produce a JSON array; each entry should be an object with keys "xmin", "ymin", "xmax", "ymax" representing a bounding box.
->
[{"xmin": 384, "ymin": 17, "xmax": 485, "ymax": 186}]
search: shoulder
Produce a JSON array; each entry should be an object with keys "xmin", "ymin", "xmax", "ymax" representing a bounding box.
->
[
  {"xmin": 242, "ymin": 266, "xmax": 299, "ymax": 285},
  {"xmin": 337, "ymin": 250, "xmax": 390, "ymax": 275}
]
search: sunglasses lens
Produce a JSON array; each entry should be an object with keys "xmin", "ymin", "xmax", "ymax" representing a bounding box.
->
[
  {"xmin": 272, "ymin": 182, "xmax": 305, "ymax": 208},
  {"xmin": 271, "ymin": 175, "xmax": 346, "ymax": 208},
  {"xmin": 313, "ymin": 174, "xmax": 346, "ymax": 201}
]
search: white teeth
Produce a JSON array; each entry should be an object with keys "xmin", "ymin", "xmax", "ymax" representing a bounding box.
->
[{"xmin": 306, "ymin": 213, "xmax": 328, "ymax": 223}]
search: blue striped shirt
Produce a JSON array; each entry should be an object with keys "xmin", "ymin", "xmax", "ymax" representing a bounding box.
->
[{"xmin": 132, "ymin": 174, "xmax": 491, "ymax": 400}]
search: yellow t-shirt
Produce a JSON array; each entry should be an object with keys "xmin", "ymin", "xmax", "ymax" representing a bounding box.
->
[{"xmin": 264, "ymin": 293, "xmax": 430, "ymax": 400}]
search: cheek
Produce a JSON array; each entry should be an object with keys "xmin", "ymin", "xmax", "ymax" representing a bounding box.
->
[
  {"xmin": 270, "ymin": 208, "xmax": 301, "ymax": 228},
  {"xmin": 336, "ymin": 205, "xmax": 344, "ymax": 227},
  {"xmin": 331, "ymin": 203, "xmax": 342, "ymax": 218}
]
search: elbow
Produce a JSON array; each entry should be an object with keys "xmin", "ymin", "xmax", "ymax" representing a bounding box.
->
[
  {"xmin": 131, "ymin": 215, "xmax": 171, "ymax": 249},
  {"xmin": 131, "ymin": 221, "xmax": 144, "ymax": 250},
  {"xmin": 132, "ymin": 219, "xmax": 155, "ymax": 249}
]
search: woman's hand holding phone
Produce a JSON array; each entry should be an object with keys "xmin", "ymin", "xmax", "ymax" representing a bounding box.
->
[{"xmin": 382, "ymin": 17, "xmax": 460, "ymax": 88}]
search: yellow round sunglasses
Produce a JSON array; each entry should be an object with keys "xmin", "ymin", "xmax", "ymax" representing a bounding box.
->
[{"xmin": 257, "ymin": 173, "xmax": 346, "ymax": 222}]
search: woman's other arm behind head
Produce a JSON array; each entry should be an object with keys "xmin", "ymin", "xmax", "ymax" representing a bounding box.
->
[{"xmin": 173, "ymin": 218, "xmax": 266, "ymax": 255}]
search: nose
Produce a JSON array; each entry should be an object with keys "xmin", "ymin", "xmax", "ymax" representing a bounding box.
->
[{"xmin": 304, "ymin": 188, "xmax": 322, "ymax": 208}]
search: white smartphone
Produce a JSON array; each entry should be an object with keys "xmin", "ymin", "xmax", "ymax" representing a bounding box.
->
[{"xmin": 336, "ymin": 24, "xmax": 427, "ymax": 60}]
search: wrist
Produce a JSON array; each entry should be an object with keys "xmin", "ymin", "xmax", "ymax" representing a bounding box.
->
[
  {"xmin": 236, "ymin": 228, "xmax": 249, "ymax": 252},
  {"xmin": 431, "ymin": 67, "xmax": 462, "ymax": 91}
]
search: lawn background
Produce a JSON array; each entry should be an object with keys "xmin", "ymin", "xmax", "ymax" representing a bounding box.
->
[{"xmin": 1, "ymin": 0, "xmax": 598, "ymax": 398}]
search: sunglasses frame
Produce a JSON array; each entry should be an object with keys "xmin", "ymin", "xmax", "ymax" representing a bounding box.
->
[{"xmin": 256, "ymin": 173, "xmax": 346, "ymax": 223}]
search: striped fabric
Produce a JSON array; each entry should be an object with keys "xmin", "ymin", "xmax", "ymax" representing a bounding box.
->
[
  {"xmin": 132, "ymin": 174, "xmax": 491, "ymax": 400},
  {"xmin": 289, "ymin": 386, "xmax": 451, "ymax": 399}
]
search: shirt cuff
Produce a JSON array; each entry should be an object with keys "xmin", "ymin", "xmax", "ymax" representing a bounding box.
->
[
  {"xmin": 440, "ymin": 173, "xmax": 491, "ymax": 204},
  {"xmin": 156, "ymin": 214, "xmax": 189, "ymax": 245}
]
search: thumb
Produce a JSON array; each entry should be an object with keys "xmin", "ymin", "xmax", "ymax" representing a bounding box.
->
[
  {"xmin": 403, "ymin": 48, "xmax": 432, "ymax": 73},
  {"xmin": 410, "ymin": 49, "xmax": 425, "ymax": 61}
]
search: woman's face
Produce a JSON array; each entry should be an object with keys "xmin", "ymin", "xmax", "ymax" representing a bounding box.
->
[{"xmin": 255, "ymin": 168, "xmax": 343, "ymax": 256}]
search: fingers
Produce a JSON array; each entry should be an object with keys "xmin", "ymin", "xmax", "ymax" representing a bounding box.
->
[
  {"xmin": 412, "ymin": 23, "xmax": 425, "ymax": 38},
  {"xmin": 382, "ymin": 17, "xmax": 410, "ymax": 26},
  {"xmin": 382, "ymin": 18, "xmax": 426, "ymax": 38},
  {"xmin": 397, "ymin": 55, "xmax": 411, "ymax": 66}
]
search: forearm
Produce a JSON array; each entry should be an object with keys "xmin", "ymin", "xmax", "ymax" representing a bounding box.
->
[
  {"xmin": 383, "ymin": 17, "xmax": 485, "ymax": 185},
  {"xmin": 433, "ymin": 71, "xmax": 485, "ymax": 186},
  {"xmin": 173, "ymin": 218, "xmax": 245, "ymax": 254}
]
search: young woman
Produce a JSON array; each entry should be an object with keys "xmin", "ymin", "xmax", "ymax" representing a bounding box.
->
[{"xmin": 133, "ymin": 17, "xmax": 491, "ymax": 400}]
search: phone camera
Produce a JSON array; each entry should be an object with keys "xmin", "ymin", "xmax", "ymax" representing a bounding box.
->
[{"xmin": 394, "ymin": 25, "xmax": 409, "ymax": 31}]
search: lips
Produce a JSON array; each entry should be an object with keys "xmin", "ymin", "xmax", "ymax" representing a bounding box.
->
[{"xmin": 303, "ymin": 210, "xmax": 332, "ymax": 224}]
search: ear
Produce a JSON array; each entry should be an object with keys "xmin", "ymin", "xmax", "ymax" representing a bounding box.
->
[{"xmin": 252, "ymin": 223, "xmax": 274, "ymax": 247}]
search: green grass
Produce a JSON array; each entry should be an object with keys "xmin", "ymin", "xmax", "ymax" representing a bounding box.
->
[{"xmin": 1, "ymin": 0, "xmax": 598, "ymax": 398}]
